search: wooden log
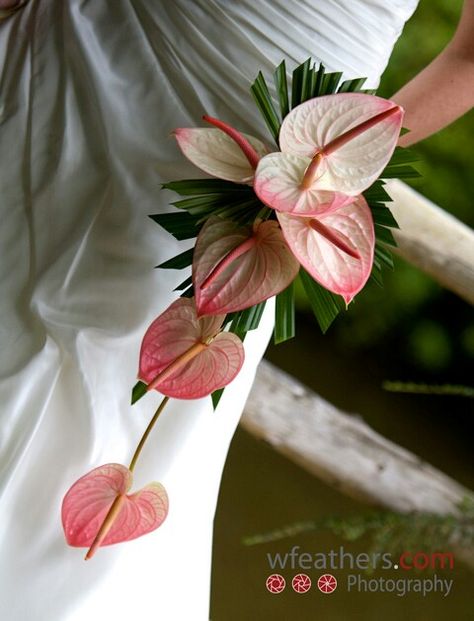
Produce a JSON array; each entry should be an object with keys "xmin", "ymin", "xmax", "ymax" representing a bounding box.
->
[
  {"xmin": 387, "ymin": 179, "xmax": 474, "ymax": 305},
  {"xmin": 242, "ymin": 360, "xmax": 473, "ymax": 517}
]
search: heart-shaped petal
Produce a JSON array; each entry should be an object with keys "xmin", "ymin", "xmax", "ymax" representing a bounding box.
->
[
  {"xmin": 279, "ymin": 93, "xmax": 403, "ymax": 194},
  {"xmin": 193, "ymin": 217, "xmax": 300, "ymax": 316},
  {"xmin": 254, "ymin": 152, "xmax": 354, "ymax": 215},
  {"xmin": 174, "ymin": 127, "xmax": 267, "ymax": 183},
  {"xmin": 62, "ymin": 463, "xmax": 168, "ymax": 558},
  {"xmin": 138, "ymin": 298, "xmax": 244, "ymax": 399},
  {"xmin": 277, "ymin": 195, "xmax": 375, "ymax": 304}
]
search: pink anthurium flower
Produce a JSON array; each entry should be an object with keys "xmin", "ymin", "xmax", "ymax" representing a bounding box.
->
[
  {"xmin": 174, "ymin": 115, "xmax": 268, "ymax": 184},
  {"xmin": 254, "ymin": 93, "xmax": 404, "ymax": 211},
  {"xmin": 277, "ymin": 195, "xmax": 375, "ymax": 304},
  {"xmin": 62, "ymin": 463, "xmax": 168, "ymax": 560},
  {"xmin": 193, "ymin": 217, "xmax": 300, "ymax": 316},
  {"xmin": 138, "ymin": 297, "xmax": 244, "ymax": 399}
]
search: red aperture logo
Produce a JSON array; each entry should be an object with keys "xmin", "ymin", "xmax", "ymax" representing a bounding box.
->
[
  {"xmin": 317, "ymin": 574, "xmax": 338, "ymax": 594},
  {"xmin": 292, "ymin": 573, "xmax": 312, "ymax": 593},
  {"xmin": 266, "ymin": 574, "xmax": 286, "ymax": 594}
]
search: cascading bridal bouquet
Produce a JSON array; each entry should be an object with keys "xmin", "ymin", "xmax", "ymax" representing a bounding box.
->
[{"xmin": 61, "ymin": 59, "xmax": 419, "ymax": 559}]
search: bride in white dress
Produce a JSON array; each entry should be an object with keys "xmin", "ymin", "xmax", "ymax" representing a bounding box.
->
[{"xmin": 0, "ymin": 1, "xmax": 424, "ymax": 619}]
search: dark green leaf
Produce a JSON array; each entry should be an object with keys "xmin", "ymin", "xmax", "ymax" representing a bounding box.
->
[
  {"xmin": 174, "ymin": 275, "xmax": 193, "ymax": 291},
  {"xmin": 171, "ymin": 189, "xmax": 256, "ymax": 214},
  {"xmin": 255, "ymin": 205, "xmax": 273, "ymax": 221},
  {"xmin": 299, "ymin": 269, "xmax": 345, "ymax": 333},
  {"xmin": 309, "ymin": 67, "xmax": 317, "ymax": 101},
  {"xmin": 301, "ymin": 60, "xmax": 314, "ymax": 103},
  {"xmin": 369, "ymin": 204, "xmax": 399, "ymax": 229},
  {"xmin": 274, "ymin": 282, "xmax": 295, "ymax": 344},
  {"xmin": 149, "ymin": 212, "xmax": 201, "ymax": 240},
  {"xmin": 229, "ymin": 302, "xmax": 266, "ymax": 340},
  {"xmin": 337, "ymin": 77, "xmax": 367, "ymax": 93},
  {"xmin": 274, "ymin": 60, "xmax": 289, "ymax": 119},
  {"xmin": 157, "ymin": 247, "xmax": 194, "ymax": 270},
  {"xmin": 206, "ymin": 198, "xmax": 262, "ymax": 222},
  {"xmin": 212, "ymin": 388, "xmax": 225, "ymax": 409},
  {"xmin": 375, "ymin": 243, "xmax": 395, "ymax": 270},
  {"xmin": 369, "ymin": 265, "xmax": 384, "ymax": 288},
  {"xmin": 291, "ymin": 58, "xmax": 312, "ymax": 107},
  {"xmin": 375, "ymin": 224, "xmax": 397, "ymax": 247},
  {"xmin": 180, "ymin": 283, "xmax": 194, "ymax": 298},
  {"xmin": 131, "ymin": 381, "xmax": 147, "ymax": 405},
  {"xmin": 387, "ymin": 146, "xmax": 420, "ymax": 166},
  {"xmin": 312, "ymin": 63, "xmax": 325, "ymax": 97},
  {"xmin": 364, "ymin": 181, "xmax": 393, "ymax": 203},
  {"xmin": 380, "ymin": 165, "xmax": 421, "ymax": 179},
  {"xmin": 162, "ymin": 179, "xmax": 248, "ymax": 196},
  {"xmin": 171, "ymin": 195, "xmax": 229, "ymax": 212},
  {"xmin": 321, "ymin": 71, "xmax": 343, "ymax": 94},
  {"xmin": 250, "ymin": 71, "xmax": 280, "ymax": 143}
]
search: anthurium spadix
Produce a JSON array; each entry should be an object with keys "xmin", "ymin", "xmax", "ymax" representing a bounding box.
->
[
  {"xmin": 174, "ymin": 115, "xmax": 267, "ymax": 184},
  {"xmin": 62, "ymin": 463, "xmax": 168, "ymax": 560},
  {"xmin": 193, "ymin": 217, "xmax": 300, "ymax": 316},
  {"xmin": 138, "ymin": 298, "xmax": 244, "ymax": 399},
  {"xmin": 278, "ymin": 195, "xmax": 375, "ymax": 304},
  {"xmin": 254, "ymin": 93, "xmax": 404, "ymax": 213}
]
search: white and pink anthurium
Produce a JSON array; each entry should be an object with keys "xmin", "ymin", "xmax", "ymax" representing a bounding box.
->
[
  {"xmin": 277, "ymin": 196, "xmax": 375, "ymax": 304},
  {"xmin": 174, "ymin": 115, "xmax": 267, "ymax": 184},
  {"xmin": 192, "ymin": 217, "xmax": 300, "ymax": 316},
  {"xmin": 254, "ymin": 93, "xmax": 404, "ymax": 303},
  {"xmin": 174, "ymin": 115, "xmax": 300, "ymax": 315}
]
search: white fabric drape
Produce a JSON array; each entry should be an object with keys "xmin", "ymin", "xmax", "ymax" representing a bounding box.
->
[{"xmin": 0, "ymin": 1, "xmax": 417, "ymax": 619}]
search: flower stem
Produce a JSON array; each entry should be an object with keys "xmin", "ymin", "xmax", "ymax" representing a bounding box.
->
[
  {"xmin": 85, "ymin": 494, "xmax": 126, "ymax": 560},
  {"xmin": 129, "ymin": 395, "xmax": 170, "ymax": 473},
  {"xmin": 322, "ymin": 106, "xmax": 400, "ymax": 156},
  {"xmin": 300, "ymin": 152, "xmax": 324, "ymax": 189},
  {"xmin": 147, "ymin": 342, "xmax": 208, "ymax": 391},
  {"xmin": 201, "ymin": 236, "xmax": 257, "ymax": 290},
  {"xmin": 300, "ymin": 106, "xmax": 400, "ymax": 190},
  {"xmin": 84, "ymin": 396, "xmax": 170, "ymax": 560},
  {"xmin": 309, "ymin": 218, "xmax": 360, "ymax": 259},
  {"xmin": 203, "ymin": 115, "xmax": 261, "ymax": 169}
]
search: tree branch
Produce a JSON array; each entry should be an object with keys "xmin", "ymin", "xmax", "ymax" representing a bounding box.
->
[
  {"xmin": 387, "ymin": 179, "xmax": 474, "ymax": 305},
  {"xmin": 242, "ymin": 360, "xmax": 473, "ymax": 516}
]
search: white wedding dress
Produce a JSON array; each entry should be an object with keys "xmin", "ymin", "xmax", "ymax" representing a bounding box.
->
[{"xmin": 0, "ymin": 1, "xmax": 418, "ymax": 619}]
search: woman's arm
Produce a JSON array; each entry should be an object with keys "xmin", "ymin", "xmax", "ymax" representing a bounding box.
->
[{"xmin": 392, "ymin": 0, "xmax": 474, "ymax": 147}]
